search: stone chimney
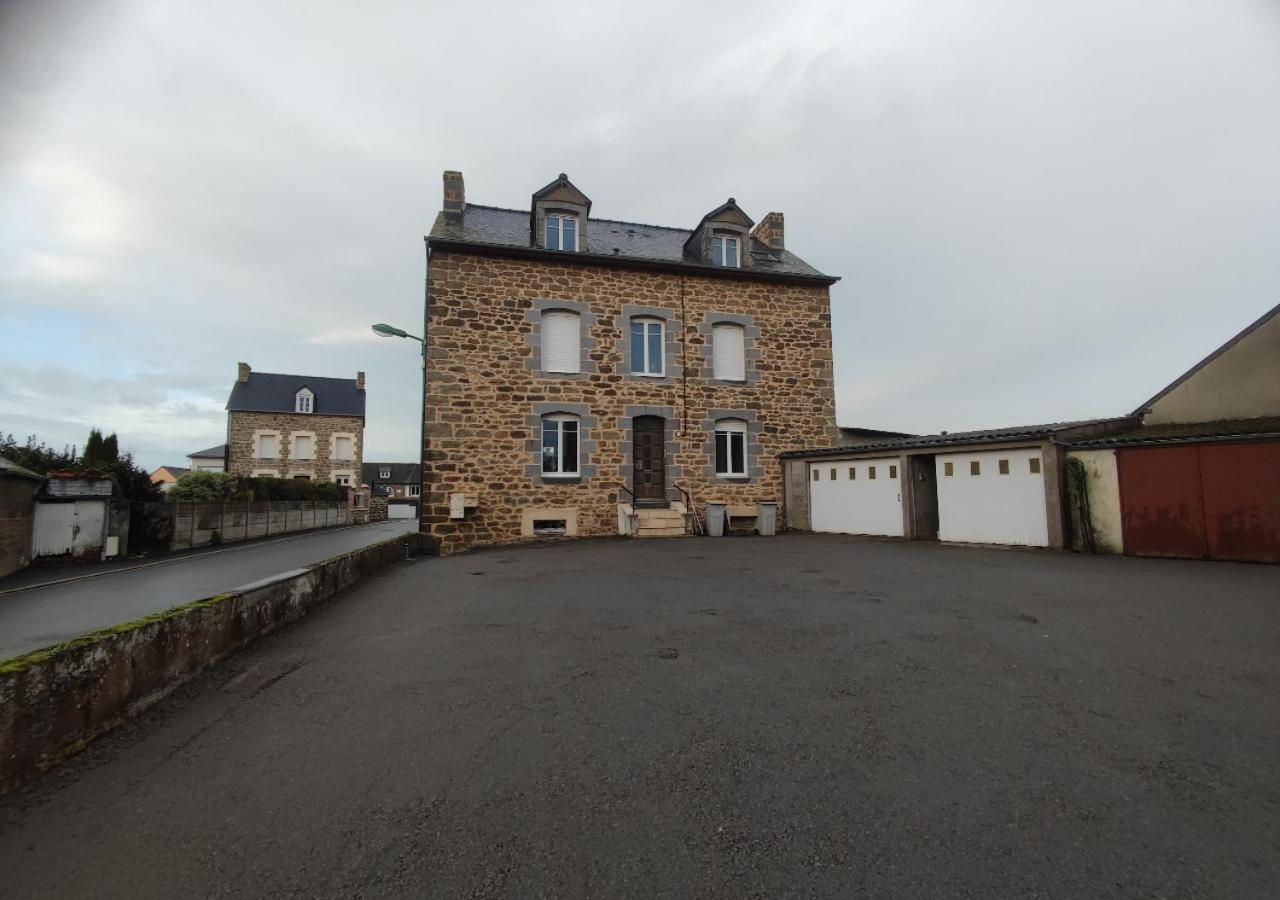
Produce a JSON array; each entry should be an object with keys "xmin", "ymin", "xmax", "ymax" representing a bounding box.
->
[
  {"xmin": 237, "ymin": 362, "xmax": 251, "ymax": 383},
  {"xmin": 443, "ymin": 170, "xmax": 465, "ymax": 223},
  {"xmin": 356, "ymin": 370, "xmax": 366, "ymax": 391},
  {"xmin": 751, "ymin": 212, "xmax": 784, "ymax": 251}
]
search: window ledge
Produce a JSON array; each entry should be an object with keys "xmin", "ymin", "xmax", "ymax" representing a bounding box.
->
[
  {"xmin": 715, "ymin": 473, "xmax": 750, "ymax": 480},
  {"xmin": 629, "ymin": 372, "xmax": 667, "ymax": 378},
  {"xmin": 541, "ymin": 474, "xmax": 583, "ymax": 483}
]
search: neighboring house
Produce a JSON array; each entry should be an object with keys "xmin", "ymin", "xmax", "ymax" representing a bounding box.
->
[
  {"xmin": 224, "ymin": 363, "xmax": 366, "ymax": 485},
  {"xmin": 781, "ymin": 418, "xmax": 1134, "ymax": 549},
  {"xmin": 1066, "ymin": 302, "xmax": 1280, "ymax": 562},
  {"xmin": 422, "ymin": 170, "xmax": 839, "ymax": 552},
  {"xmin": 149, "ymin": 465, "xmax": 189, "ymax": 493},
  {"xmin": 362, "ymin": 462, "xmax": 422, "ymax": 520},
  {"xmin": 0, "ymin": 458, "xmax": 44, "ymax": 577},
  {"xmin": 186, "ymin": 444, "xmax": 227, "ymax": 472}
]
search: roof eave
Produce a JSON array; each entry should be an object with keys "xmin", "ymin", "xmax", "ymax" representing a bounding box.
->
[{"xmin": 426, "ymin": 237, "xmax": 839, "ymax": 286}]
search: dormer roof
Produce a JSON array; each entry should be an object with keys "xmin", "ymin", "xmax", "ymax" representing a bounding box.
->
[{"xmin": 682, "ymin": 198, "xmax": 754, "ymax": 259}]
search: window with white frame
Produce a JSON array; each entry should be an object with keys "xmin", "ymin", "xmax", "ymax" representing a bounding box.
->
[
  {"xmin": 711, "ymin": 322, "xmax": 746, "ymax": 381},
  {"xmin": 333, "ymin": 472, "xmax": 352, "ymax": 486},
  {"xmin": 333, "ymin": 435, "xmax": 354, "ymax": 461},
  {"xmin": 379, "ymin": 468, "xmax": 391, "ymax": 479},
  {"xmin": 541, "ymin": 310, "xmax": 581, "ymax": 374},
  {"xmin": 629, "ymin": 317, "xmax": 664, "ymax": 376},
  {"xmin": 409, "ymin": 484, "xmax": 420, "ymax": 497},
  {"xmin": 712, "ymin": 234, "xmax": 740, "ymax": 268},
  {"xmin": 545, "ymin": 213, "xmax": 578, "ymax": 251},
  {"xmin": 256, "ymin": 433, "xmax": 278, "ymax": 459},
  {"xmin": 714, "ymin": 418, "xmax": 748, "ymax": 477},
  {"xmin": 295, "ymin": 388, "xmax": 314, "ymax": 413},
  {"xmin": 293, "ymin": 434, "xmax": 314, "ymax": 460},
  {"xmin": 541, "ymin": 414, "xmax": 580, "ymax": 477}
]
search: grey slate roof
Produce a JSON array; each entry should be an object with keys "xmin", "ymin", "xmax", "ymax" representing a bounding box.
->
[
  {"xmin": 1065, "ymin": 416, "xmax": 1280, "ymax": 449},
  {"xmin": 782, "ymin": 417, "xmax": 1135, "ymax": 458},
  {"xmin": 362, "ymin": 462, "xmax": 421, "ymax": 486},
  {"xmin": 0, "ymin": 457, "xmax": 43, "ymax": 480},
  {"xmin": 429, "ymin": 205, "xmax": 834, "ymax": 282},
  {"xmin": 187, "ymin": 444, "xmax": 227, "ymax": 459},
  {"xmin": 227, "ymin": 372, "xmax": 365, "ymax": 417}
]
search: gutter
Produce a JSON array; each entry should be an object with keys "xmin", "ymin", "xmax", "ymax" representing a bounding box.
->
[{"xmin": 425, "ymin": 237, "xmax": 840, "ymax": 287}]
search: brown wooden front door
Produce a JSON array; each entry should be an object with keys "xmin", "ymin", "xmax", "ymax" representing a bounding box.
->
[{"xmin": 632, "ymin": 416, "xmax": 666, "ymax": 503}]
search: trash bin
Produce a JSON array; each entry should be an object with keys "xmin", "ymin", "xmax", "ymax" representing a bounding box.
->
[
  {"xmin": 757, "ymin": 502, "xmax": 778, "ymax": 536},
  {"xmin": 705, "ymin": 502, "xmax": 726, "ymax": 537}
]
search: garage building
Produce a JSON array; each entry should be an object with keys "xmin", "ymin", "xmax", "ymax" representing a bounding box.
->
[{"xmin": 783, "ymin": 419, "xmax": 1133, "ymax": 549}]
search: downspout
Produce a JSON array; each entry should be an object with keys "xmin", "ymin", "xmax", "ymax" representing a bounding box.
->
[{"xmin": 679, "ymin": 275, "xmax": 688, "ymax": 437}]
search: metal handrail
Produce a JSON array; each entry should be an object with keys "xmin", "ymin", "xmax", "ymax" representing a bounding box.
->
[
  {"xmin": 613, "ymin": 482, "xmax": 635, "ymax": 504},
  {"xmin": 675, "ymin": 483, "xmax": 705, "ymax": 535}
]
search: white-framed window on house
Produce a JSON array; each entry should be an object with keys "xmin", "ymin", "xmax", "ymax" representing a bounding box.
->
[
  {"xmin": 333, "ymin": 472, "xmax": 354, "ymax": 486},
  {"xmin": 295, "ymin": 388, "xmax": 314, "ymax": 413},
  {"xmin": 712, "ymin": 234, "xmax": 740, "ymax": 268},
  {"xmin": 630, "ymin": 317, "xmax": 664, "ymax": 376},
  {"xmin": 541, "ymin": 414, "xmax": 580, "ymax": 477},
  {"xmin": 252, "ymin": 469, "xmax": 278, "ymax": 478},
  {"xmin": 256, "ymin": 433, "xmax": 279, "ymax": 459},
  {"xmin": 712, "ymin": 322, "xmax": 746, "ymax": 381},
  {"xmin": 714, "ymin": 418, "xmax": 748, "ymax": 477},
  {"xmin": 333, "ymin": 435, "xmax": 354, "ymax": 462},
  {"xmin": 409, "ymin": 484, "xmax": 421, "ymax": 497},
  {"xmin": 545, "ymin": 213, "xmax": 578, "ymax": 251},
  {"xmin": 292, "ymin": 433, "xmax": 315, "ymax": 460},
  {"xmin": 379, "ymin": 468, "xmax": 391, "ymax": 479},
  {"xmin": 541, "ymin": 309, "xmax": 581, "ymax": 374}
]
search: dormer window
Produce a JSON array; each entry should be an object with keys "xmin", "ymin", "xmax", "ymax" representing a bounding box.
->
[
  {"xmin": 545, "ymin": 213, "xmax": 578, "ymax": 251},
  {"xmin": 295, "ymin": 388, "xmax": 314, "ymax": 413},
  {"xmin": 712, "ymin": 235, "xmax": 740, "ymax": 268}
]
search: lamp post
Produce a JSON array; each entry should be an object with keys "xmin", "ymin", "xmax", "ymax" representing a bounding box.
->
[{"xmin": 372, "ymin": 323, "xmax": 425, "ymax": 527}]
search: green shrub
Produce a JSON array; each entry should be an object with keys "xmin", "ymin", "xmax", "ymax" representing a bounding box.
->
[{"xmin": 168, "ymin": 472, "xmax": 348, "ymax": 503}]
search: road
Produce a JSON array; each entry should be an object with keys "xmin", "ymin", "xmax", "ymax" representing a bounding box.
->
[
  {"xmin": 1, "ymin": 535, "xmax": 1276, "ymax": 897},
  {"xmin": 0, "ymin": 519, "xmax": 417, "ymax": 660}
]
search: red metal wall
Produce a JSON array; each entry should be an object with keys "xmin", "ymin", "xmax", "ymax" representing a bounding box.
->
[{"xmin": 1117, "ymin": 441, "xmax": 1280, "ymax": 563}]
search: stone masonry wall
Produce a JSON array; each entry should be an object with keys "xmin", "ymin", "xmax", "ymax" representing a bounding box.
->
[
  {"xmin": 0, "ymin": 476, "xmax": 40, "ymax": 577},
  {"xmin": 421, "ymin": 251, "xmax": 837, "ymax": 553},
  {"xmin": 226, "ymin": 411, "xmax": 364, "ymax": 483}
]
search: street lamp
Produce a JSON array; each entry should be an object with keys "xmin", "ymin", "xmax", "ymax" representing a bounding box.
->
[{"xmin": 372, "ymin": 323, "xmax": 425, "ymax": 527}]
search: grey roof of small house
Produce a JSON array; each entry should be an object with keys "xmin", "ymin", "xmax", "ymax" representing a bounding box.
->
[
  {"xmin": 781, "ymin": 417, "xmax": 1135, "ymax": 458},
  {"xmin": 429, "ymin": 205, "xmax": 835, "ymax": 282},
  {"xmin": 227, "ymin": 372, "xmax": 366, "ymax": 417},
  {"xmin": 0, "ymin": 457, "xmax": 43, "ymax": 480},
  {"xmin": 187, "ymin": 444, "xmax": 227, "ymax": 459},
  {"xmin": 362, "ymin": 462, "xmax": 421, "ymax": 485}
]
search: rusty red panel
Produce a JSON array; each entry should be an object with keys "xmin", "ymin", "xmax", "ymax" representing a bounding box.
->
[
  {"xmin": 1198, "ymin": 442, "xmax": 1280, "ymax": 563},
  {"xmin": 1117, "ymin": 445, "xmax": 1208, "ymax": 559}
]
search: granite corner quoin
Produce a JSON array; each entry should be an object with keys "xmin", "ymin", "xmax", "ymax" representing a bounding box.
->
[{"xmin": 420, "ymin": 173, "xmax": 838, "ymax": 553}]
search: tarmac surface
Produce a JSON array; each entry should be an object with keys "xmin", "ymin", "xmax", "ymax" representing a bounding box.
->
[
  {"xmin": 0, "ymin": 519, "xmax": 417, "ymax": 660},
  {"xmin": 1, "ymin": 534, "xmax": 1277, "ymax": 897}
]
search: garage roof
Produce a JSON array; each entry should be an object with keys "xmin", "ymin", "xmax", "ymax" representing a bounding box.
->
[
  {"xmin": 1065, "ymin": 416, "xmax": 1280, "ymax": 449},
  {"xmin": 782, "ymin": 417, "xmax": 1136, "ymax": 459}
]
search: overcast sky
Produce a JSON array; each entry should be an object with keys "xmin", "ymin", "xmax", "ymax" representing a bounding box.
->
[{"xmin": 2, "ymin": 0, "xmax": 1278, "ymax": 470}]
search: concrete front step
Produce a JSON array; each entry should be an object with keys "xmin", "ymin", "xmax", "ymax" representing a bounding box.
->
[
  {"xmin": 635, "ymin": 529, "xmax": 691, "ymax": 538},
  {"xmin": 633, "ymin": 508, "xmax": 691, "ymax": 538}
]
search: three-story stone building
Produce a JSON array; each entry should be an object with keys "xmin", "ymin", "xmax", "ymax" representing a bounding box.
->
[{"xmin": 421, "ymin": 172, "xmax": 837, "ymax": 552}]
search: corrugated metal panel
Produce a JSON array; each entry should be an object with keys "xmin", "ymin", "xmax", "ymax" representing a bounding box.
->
[
  {"xmin": 712, "ymin": 323, "xmax": 745, "ymax": 381},
  {"xmin": 1117, "ymin": 441, "xmax": 1280, "ymax": 562},
  {"xmin": 541, "ymin": 310, "xmax": 580, "ymax": 374}
]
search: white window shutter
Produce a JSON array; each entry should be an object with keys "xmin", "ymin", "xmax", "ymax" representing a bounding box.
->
[
  {"xmin": 712, "ymin": 323, "xmax": 746, "ymax": 381},
  {"xmin": 541, "ymin": 310, "xmax": 580, "ymax": 374}
]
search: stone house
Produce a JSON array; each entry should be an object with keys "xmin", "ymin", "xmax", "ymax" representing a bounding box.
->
[
  {"xmin": 362, "ymin": 462, "xmax": 421, "ymax": 499},
  {"xmin": 421, "ymin": 171, "xmax": 839, "ymax": 553},
  {"xmin": 0, "ymin": 458, "xmax": 43, "ymax": 577},
  {"xmin": 225, "ymin": 363, "xmax": 366, "ymax": 485}
]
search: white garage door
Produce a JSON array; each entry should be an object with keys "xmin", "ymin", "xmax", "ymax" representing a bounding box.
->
[
  {"xmin": 809, "ymin": 458, "xmax": 904, "ymax": 536},
  {"xmin": 387, "ymin": 502, "xmax": 417, "ymax": 519},
  {"xmin": 935, "ymin": 448, "xmax": 1048, "ymax": 546}
]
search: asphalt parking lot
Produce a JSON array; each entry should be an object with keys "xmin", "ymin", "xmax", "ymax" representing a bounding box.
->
[{"xmin": 1, "ymin": 534, "xmax": 1277, "ymax": 897}]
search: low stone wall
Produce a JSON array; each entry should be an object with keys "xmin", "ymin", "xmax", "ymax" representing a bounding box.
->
[
  {"xmin": 169, "ymin": 500, "xmax": 349, "ymax": 551},
  {"xmin": 0, "ymin": 530, "xmax": 429, "ymax": 790}
]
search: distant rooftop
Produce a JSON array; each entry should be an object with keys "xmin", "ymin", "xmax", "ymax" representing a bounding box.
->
[{"xmin": 227, "ymin": 366, "xmax": 366, "ymax": 417}]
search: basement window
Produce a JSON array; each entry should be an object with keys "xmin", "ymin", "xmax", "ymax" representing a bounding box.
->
[
  {"xmin": 533, "ymin": 519, "xmax": 567, "ymax": 536},
  {"xmin": 1029, "ymin": 457, "xmax": 1042, "ymax": 475}
]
